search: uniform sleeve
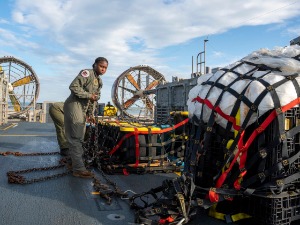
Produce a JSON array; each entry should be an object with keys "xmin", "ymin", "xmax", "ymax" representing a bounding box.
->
[{"xmin": 69, "ymin": 71, "xmax": 92, "ymax": 99}]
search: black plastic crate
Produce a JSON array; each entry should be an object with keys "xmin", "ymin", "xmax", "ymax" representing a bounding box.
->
[
  {"xmin": 264, "ymin": 107, "xmax": 300, "ymax": 181},
  {"xmin": 119, "ymin": 134, "xmax": 157, "ymax": 163},
  {"xmin": 243, "ymin": 107, "xmax": 300, "ymax": 188},
  {"xmin": 245, "ymin": 190, "xmax": 300, "ymax": 225},
  {"xmin": 194, "ymin": 125, "xmax": 228, "ymax": 187}
]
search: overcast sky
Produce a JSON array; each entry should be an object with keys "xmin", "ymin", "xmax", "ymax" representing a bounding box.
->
[{"xmin": 1, "ymin": 0, "xmax": 300, "ymax": 103}]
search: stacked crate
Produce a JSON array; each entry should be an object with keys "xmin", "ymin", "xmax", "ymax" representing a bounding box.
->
[
  {"xmin": 155, "ymin": 77, "xmax": 197, "ymax": 124},
  {"xmin": 241, "ymin": 107, "xmax": 300, "ymax": 225}
]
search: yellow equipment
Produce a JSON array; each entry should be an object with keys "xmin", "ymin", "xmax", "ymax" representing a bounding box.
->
[{"xmin": 103, "ymin": 103, "xmax": 117, "ymax": 116}]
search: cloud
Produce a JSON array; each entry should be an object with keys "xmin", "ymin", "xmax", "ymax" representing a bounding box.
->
[
  {"xmin": 0, "ymin": 28, "xmax": 39, "ymax": 49},
  {"xmin": 2, "ymin": 0, "xmax": 300, "ymax": 102},
  {"xmin": 0, "ymin": 19, "xmax": 9, "ymax": 24},
  {"xmin": 212, "ymin": 51, "xmax": 225, "ymax": 58},
  {"xmin": 287, "ymin": 27, "xmax": 300, "ymax": 36},
  {"xmin": 11, "ymin": 1, "xmax": 300, "ymax": 57}
]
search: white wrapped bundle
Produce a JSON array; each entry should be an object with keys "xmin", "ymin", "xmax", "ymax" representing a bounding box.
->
[{"xmin": 187, "ymin": 45, "xmax": 300, "ymax": 130}]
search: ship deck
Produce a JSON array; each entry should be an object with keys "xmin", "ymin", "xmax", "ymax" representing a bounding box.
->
[{"xmin": 0, "ymin": 122, "xmax": 256, "ymax": 225}]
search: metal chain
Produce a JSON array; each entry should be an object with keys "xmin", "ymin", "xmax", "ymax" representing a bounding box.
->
[
  {"xmin": 7, "ymin": 162, "xmax": 71, "ymax": 184},
  {"xmin": 0, "ymin": 151, "xmax": 60, "ymax": 156},
  {"xmin": 92, "ymin": 159, "xmax": 128, "ymax": 204},
  {"xmin": 1, "ymin": 148, "xmax": 69, "ymax": 184},
  {"xmin": 86, "ymin": 103, "xmax": 128, "ymax": 204}
]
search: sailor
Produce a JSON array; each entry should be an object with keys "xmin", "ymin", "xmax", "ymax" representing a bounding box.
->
[
  {"xmin": 64, "ymin": 57, "xmax": 108, "ymax": 178},
  {"xmin": 49, "ymin": 102, "xmax": 69, "ymax": 156}
]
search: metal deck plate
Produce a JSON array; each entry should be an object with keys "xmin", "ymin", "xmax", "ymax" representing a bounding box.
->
[{"xmin": 0, "ymin": 122, "xmax": 261, "ymax": 225}]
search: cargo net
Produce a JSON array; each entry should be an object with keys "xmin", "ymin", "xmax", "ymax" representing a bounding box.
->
[
  {"xmin": 83, "ymin": 112, "xmax": 189, "ymax": 175},
  {"xmin": 129, "ymin": 45, "xmax": 300, "ymax": 225},
  {"xmin": 184, "ymin": 45, "xmax": 300, "ymax": 224}
]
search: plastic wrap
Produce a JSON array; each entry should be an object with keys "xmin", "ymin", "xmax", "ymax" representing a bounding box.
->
[{"xmin": 187, "ymin": 45, "xmax": 300, "ymax": 130}]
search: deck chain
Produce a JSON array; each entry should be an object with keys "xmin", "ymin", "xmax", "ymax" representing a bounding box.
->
[
  {"xmin": 83, "ymin": 103, "xmax": 128, "ymax": 204},
  {"xmin": 7, "ymin": 161, "xmax": 71, "ymax": 184},
  {"xmin": 0, "ymin": 151, "xmax": 60, "ymax": 156}
]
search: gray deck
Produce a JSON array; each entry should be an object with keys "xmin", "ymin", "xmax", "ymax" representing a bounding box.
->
[{"xmin": 0, "ymin": 122, "xmax": 254, "ymax": 225}]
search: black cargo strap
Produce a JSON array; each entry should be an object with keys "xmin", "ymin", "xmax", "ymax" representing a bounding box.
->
[
  {"xmin": 130, "ymin": 174, "xmax": 195, "ymax": 225},
  {"xmin": 243, "ymin": 122, "xmax": 300, "ymax": 180},
  {"xmin": 220, "ymin": 73, "xmax": 291, "ymax": 185},
  {"xmin": 242, "ymin": 60, "xmax": 282, "ymax": 72},
  {"xmin": 292, "ymin": 53, "xmax": 300, "ymax": 61},
  {"xmin": 203, "ymin": 77, "xmax": 256, "ymax": 183},
  {"xmin": 252, "ymin": 171, "xmax": 300, "ymax": 195},
  {"xmin": 191, "ymin": 186, "xmax": 243, "ymax": 209},
  {"xmin": 241, "ymin": 74, "xmax": 300, "ymax": 190},
  {"xmin": 185, "ymin": 115, "xmax": 204, "ymax": 175},
  {"xmin": 214, "ymin": 69, "xmax": 273, "ymax": 175},
  {"xmin": 220, "ymin": 85, "xmax": 268, "ymax": 181},
  {"xmin": 222, "ymin": 68, "xmax": 272, "ymax": 150},
  {"xmin": 242, "ymin": 149, "xmax": 300, "ymax": 192}
]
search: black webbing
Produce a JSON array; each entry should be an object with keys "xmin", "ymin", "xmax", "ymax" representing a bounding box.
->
[{"xmin": 241, "ymin": 125, "xmax": 300, "ymax": 189}]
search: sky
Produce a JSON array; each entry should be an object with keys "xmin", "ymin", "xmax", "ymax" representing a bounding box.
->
[{"xmin": 1, "ymin": 0, "xmax": 300, "ymax": 104}]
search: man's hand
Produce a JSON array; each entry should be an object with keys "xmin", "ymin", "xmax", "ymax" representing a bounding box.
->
[{"xmin": 90, "ymin": 93, "xmax": 98, "ymax": 102}]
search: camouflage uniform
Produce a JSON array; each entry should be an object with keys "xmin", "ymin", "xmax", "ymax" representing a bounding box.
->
[
  {"xmin": 49, "ymin": 102, "xmax": 69, "ymax": 156},
  {"xmin": 64, "ymin": 69, "xmax": 102, "ymax": 172}
]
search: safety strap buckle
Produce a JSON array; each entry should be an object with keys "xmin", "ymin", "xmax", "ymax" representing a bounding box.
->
[
  {"xmin": 206, "ymin": 126, "xmax": 213, "ymax": 132},
  {"xmin": 276, "ymin": 179, "xmax": 284, "ymax": 187},
  {"xmin": 222, "ymin": 139, "xmax": 227, "ymax": 145},
  {"xmin": 251, "ymin": 104, "xmax": 257, "ymax": 111},
  {"xmin": 276, "ymin": 108, "xmax": 283, "ymax": 115},
  {"xmin": 286, "ymin": 75, "xmax": 295, "ymax": 80},
  {"xmin": 259, "ymin": 149, "xmax": 267, "ymax": 159},
  {"xmin": 196, "ymin": 198, "xmax": 203, "ymax": 206},
  {"xmin": 280, "ymin": 133, "xmax": 286, "ymax": 141},
  {"xmin": 258, "ymin": 172, "xmax": 265, "ymax": 180},
  {"xmin": 153, "ymin": 208, "xmax": 162, "ymax": 214},
  {"xmin": 282, "ymin": 159, "xmax": 289, "ymax": 167}
]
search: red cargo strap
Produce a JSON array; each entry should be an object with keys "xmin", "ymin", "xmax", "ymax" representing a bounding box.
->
[
  {"xmin": 208, "ymin": 188, "xmax": 219, "ymax": 203},
  {"xmin": 109, "ymin": 132, "xmax": 134, "ymax": 155},
  {"xmin": 123, "ymin": 168, "xmax": 129, "ymax": 176},
  {"xmin": 192, "ymin": 96, "xmax": 241, "ymax": 131},
  {"xmin": 216, "ymin": 97, "xmax": 300, "ymax": 190},
  {"xmin": 109, "ymin": 118, "xmax": 189, "ymax": 156},
  {"xmin": 159, "ymin": 216, "xmax": 175, "ymax": 224},
  {"xmin": 215, "ymin": 130, "xmax": 245, "ymax": 188}
]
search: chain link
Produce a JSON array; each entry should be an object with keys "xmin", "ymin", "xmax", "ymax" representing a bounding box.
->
[
  {"xmin": 4, "ymin": 102, "xmax": 124, "ymax": 204},
  {"xmin": 92, "ymin": 160, "xmax": 128, "ymax": 204},
  {"xmin": 0, "ymin": 151, "xmax": 60, "ymax": 156},
  {"xmin": 7, "ymin": 163, "xmax": 71, "ymax": 184},
  {"xmin": 82, "ymin": 103, "xmax": 128, "ymax": 204}
]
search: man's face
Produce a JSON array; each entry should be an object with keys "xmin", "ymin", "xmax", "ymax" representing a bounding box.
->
[{"xmin": 95, "ymin": 61, "xmax": 108, "ymax": 75}]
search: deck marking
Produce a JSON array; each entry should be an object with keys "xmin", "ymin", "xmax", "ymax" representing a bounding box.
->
[{"xmin": 0, "ymin": 123, "xmax": 17, "ymax": 130}]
